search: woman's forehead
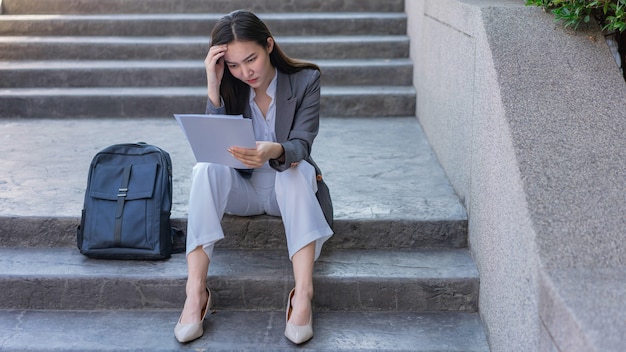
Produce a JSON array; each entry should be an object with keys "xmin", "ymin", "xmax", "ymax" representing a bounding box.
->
[{"xmin": 223, "ymin": 40, "xmax": 264, "ymax": 62}]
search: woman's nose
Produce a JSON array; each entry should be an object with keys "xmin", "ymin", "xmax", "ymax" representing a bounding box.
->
[{"xmin": 241, "ymin": 65, "xmax": 253, "ymax": 77}]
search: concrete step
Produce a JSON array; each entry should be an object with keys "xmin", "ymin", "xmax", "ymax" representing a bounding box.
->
[
  {"xmin": 0, "ymin": 247, "xmax": 479, "ymax": 311},
  {"xmin": 2, "ymin": 215, "xmax": 467, "ymax": 251},
  {"xmin": 0, "ymin": 310, "xmax": 489, "ymax": 351},
  {"xmin": 0, "ymin": 59, "xmax": 414, "ymax": 88},
  {"xmin": 0, "ymin": 117, "xmax": 463, "ymax": 218},
  {"xmin": 0, "ymin": 117, "xmax": 466, "ymax": 242},
  {"xmin": 0, "ymin": 86, "xmax": 416, "ymax": 118},
  {"xmin": 1, "ymin": 0, "xmax": 405, "ymax": 15},
  {"xmin": 0, "ymin": 13, "xmax": 407, "ymax": 36},
  {"xmin": 0, "ymin": 35, "xmax": 409, "ymax": 61}
]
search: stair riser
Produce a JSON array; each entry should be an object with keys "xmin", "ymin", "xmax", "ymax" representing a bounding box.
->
[
  {"xmin": 0, "ymin": 277, "xmax": 478, "ymax": 312},
  {"xmin": 2, "ymin": 0, "xmax": 405, "ymax": 15},
  {"xmin": 0, "ymin": 65, "xmax": 414, "ymax": 88},
  {"xmin": 0, "ymin": 92, "xmax": 416, "ymax": 118},
  {"xmin": 0, "ymin": 16, "xmax": 407, "ymax": 36},
  {"xmin": 0, "ymin": 217, "xmax": 468, "ymax": 250},
  {"xmin": 0, "ymin": 38, "xmax": 409, "ymax": 60},
  {"xmin": 323, "ymin": 91, "xmax": 416, "ymax": 117}
]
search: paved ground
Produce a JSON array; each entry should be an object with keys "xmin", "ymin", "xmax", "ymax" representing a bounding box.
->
[{"xmin": 0, "ymin": 116, "xmax": 466, "ymax": 222}]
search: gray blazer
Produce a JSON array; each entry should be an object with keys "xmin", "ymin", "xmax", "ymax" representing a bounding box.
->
[{"xmin": 205, "ymin": 68, "xmax": 333, "ymax": 227}]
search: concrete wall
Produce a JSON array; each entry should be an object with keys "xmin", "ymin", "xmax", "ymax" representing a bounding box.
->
[{"xmin": 406, "ymin": 0, "xmax": 626, "ymax": 351}]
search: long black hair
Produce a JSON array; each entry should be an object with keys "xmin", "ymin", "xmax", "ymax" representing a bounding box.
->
[{"xmin": 210, "ymin": 10, "xmax": 320, "ymax": 115}]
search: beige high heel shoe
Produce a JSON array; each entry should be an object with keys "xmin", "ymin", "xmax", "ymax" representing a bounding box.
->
[
  {"xmin": 284, "ymin": 288, "xmax": 313, "ymax": 344},
  {"xmin": 174, "ymin": 287, "xmax": 211, "ymax": 343}
]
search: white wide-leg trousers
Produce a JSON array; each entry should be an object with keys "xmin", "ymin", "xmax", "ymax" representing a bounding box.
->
[{"xmin": 186, "ymin": 161, "xmax": 333, "ymax": 261}]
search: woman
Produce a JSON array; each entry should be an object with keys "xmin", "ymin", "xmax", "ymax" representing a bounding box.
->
[{"xmin": 174, "ymin": 10, "xmax": 334, "ymax": 345}]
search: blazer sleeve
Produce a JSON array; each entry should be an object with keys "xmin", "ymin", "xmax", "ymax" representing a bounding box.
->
[
  {"xmin": 269, "ymin": 69, "xmax": 321, "ymax": 172},
  {"xmin": 205, "ymin": 97, "xmax": 226, "ymax": 115}
]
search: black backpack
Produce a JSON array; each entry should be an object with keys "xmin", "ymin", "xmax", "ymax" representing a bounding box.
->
[{"xmin": 77, "ymin": 142, "xmax": 180, "ymax": 260}]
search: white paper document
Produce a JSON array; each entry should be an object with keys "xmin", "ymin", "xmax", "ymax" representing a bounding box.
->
[{"xmin": 174, "ymin": 114, "xmax": 256, "ymax": 169}]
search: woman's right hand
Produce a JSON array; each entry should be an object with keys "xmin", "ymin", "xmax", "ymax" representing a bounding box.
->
[{"xmin": 205, "ymin": 44, "xmax": 227, "ymax": 106}]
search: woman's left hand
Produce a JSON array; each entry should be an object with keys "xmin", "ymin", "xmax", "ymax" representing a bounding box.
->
[{"xmin": 228, "ymin": 142, "xmax": 283, "ymax": 168}]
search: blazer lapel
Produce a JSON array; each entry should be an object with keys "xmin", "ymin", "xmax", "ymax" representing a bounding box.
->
[{"xmin": 275, "ymin": 71, "xmax": 296, "ymax": 143}]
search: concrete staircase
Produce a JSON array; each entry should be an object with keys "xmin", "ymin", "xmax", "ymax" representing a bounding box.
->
[
  {"xmin": 0, "ymin": 1, "xmax": 489, "ymax": 351},
  {"xmin": 0, "ymin": 0, "xmax": 414, "ymax": 118}
]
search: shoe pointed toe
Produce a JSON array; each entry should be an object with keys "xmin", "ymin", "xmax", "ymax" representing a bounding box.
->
[
  {"xmin": 174, "ymin": 287, "xmax": 212, "ymax": 343},
  {"xmin": 174, "ymin": 321, "xmax": 204, "ymax": 343},
  {"xmin": 284, "ymin": 316, "xmax": 313, "ymax": 344}
]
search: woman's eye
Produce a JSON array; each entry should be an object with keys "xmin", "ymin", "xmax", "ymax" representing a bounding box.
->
[{"xmin": 247, "ymin": 57, "xmax": 256, "ymax": 63}]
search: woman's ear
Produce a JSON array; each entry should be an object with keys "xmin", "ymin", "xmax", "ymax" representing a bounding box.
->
[{"xmin": 266, "ymin": 37, "xmax": 274, "ymax": 54}]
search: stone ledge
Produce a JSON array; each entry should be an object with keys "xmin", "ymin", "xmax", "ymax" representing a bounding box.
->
[
  {"xmin": 407, "ymin": 0, "xmax": 626, "ymax": 350},
  {"xmin": 539, "ymin": 268, "xmax": 626, "ymax": 352}
]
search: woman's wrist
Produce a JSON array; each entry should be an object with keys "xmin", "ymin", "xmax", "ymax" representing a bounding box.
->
[
  {"xmin": 274, "ymin": 143, "xmax": 285, "ymax": 162},
  {"xmin": 207, "ymin": 86, "xmax": 221, "ymax": 107},
  {"xmin": 208, "ymin": 95, "xmax": 221, "ymax": 108}
]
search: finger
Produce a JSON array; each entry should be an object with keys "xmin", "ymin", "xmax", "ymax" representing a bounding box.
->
[
  {"xmin": 229, "ymin": 147, "xmax": 257, "ymax": 156},
  {"xmin": 230, "ymin": 151, "xmax": 264, "ymax": 168},
  {"xmin": 230, "ymin": 153, "xmax": 261, "ymax": 169},
  {"xmin": 206, "ymin": 46, "xmax": 227, "ymax": 63},
  {"xmin": 206, "ymin": 51, "xmax": 225, "ymax": 66},
  {"xmin": 208, "ymin": 44, "xmax": 227, "ymax": 54}
]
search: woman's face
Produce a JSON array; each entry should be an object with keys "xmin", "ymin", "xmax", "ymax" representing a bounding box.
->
[{"xmin": 223, "ymin": 39, "xmax": 274, "ymax": 91}]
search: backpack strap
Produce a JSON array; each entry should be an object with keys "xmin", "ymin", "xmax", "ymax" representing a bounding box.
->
[{"xmin": 114, "ymin": 165, "xmax": 132, "ymax": 247}]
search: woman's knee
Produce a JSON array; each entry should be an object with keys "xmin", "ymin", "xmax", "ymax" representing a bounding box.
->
[
  {"xmin": 275, "ymin": 161, "xmax": 317, "ymax": 192},
  {"xmin": 193, "ymin": 162, "xmax": 232, "ymax": 179}
]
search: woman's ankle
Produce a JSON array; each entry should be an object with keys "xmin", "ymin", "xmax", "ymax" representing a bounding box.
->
[
  {"xmin": 186, "ymin": 280, "xmax": 206, "ymax": 296},
  {"xmin": 180, "ymin": 286, "xmax": 208, "ymax": 324},
  {"xmin": 289, "ymin": 288, "xmax": 313, "ymax": 325},
  {"xmin": 293, "ymin": 286, "xmax": 313, "ymax": 302}
]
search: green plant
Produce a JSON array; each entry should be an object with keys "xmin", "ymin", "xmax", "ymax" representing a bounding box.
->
[{"xmin": 526, "ymin": 0, "xmax": 626, "ymax": 32}]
